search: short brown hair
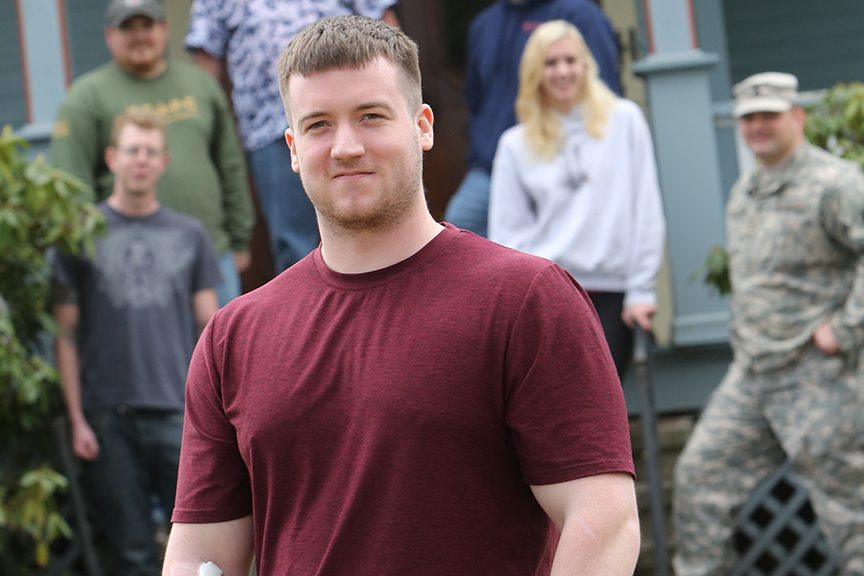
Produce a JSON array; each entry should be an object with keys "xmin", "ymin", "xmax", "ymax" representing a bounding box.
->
[
  {"xmin": 277, "ymin": 15, "xmax": 422, "ymax": 120},
  {"xmin": 110, "ymin": 109, "xmax": 166, "ymax": 147}
]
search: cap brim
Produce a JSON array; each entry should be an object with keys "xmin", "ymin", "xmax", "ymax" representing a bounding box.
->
[{"xmin": 734, "ymin": 97, "xmax": 793, "ymax": 118}]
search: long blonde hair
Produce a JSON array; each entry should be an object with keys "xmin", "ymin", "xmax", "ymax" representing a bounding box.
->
[{"xmin": 516, "ymin": 20, "xmax": 618, "ymax": 158}]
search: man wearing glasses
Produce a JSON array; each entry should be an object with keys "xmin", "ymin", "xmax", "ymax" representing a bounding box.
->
[{"xmin": 53, "ymin": 110, "xmax": 221, "ymax": 576}]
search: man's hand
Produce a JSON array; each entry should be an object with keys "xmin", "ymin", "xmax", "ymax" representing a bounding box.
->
[
  {"xmin": 813, "ymin": 322, "xmax": 840, "ymax": 355},
  {"xmin": 71, "ymin": 418, "xmax": 100, "ymax": 461},
  {"xmin": 621, "ymin": 303, "xmax": 656, "ymax": 331}
]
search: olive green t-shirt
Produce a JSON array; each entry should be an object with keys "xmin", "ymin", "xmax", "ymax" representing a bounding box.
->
[{"xmin": 50, "ymin": 61, "xmax": 253, "ymax": 254}]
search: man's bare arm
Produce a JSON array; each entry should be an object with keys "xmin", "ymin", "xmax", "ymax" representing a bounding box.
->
[
  {"xmin": 193, "ymin": 288, "xmax": 218, "ymax": 335},
  {"xmin": 55, "ymin": 303, "xmax": 82, "ymax": 422},
  {"xmin": 531, "ymin": 472, "xmax": 640, "ymax": 575},
  {"xmin": 54, "ymin": 303, "xmax": 100, "ymax": 460},
  {"xmin": 162, "ymin": 517, "xmax": 254, "ymax": 576}
]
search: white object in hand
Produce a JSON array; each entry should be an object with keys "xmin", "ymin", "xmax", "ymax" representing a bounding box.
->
[{"xmin": 199, "ymin": 562, "xmax": 223, "ymax": 576}]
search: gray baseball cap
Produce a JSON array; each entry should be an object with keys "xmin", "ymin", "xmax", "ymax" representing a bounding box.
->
[
  {"xmin": 105, "ymin": 0, "xmax": 165, "ymax": 28},
  {"xmin": 732, "ymin": 72, "xmax": 799, "ymax": 118}
]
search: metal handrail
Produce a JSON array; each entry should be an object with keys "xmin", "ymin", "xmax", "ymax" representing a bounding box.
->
[{"xmin": 633, "ymin": 325, "xmax": 669, "ymax": 576}]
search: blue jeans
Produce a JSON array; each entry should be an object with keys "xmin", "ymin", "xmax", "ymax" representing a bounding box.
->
[
  {"xmin": 216, "ymin": 251, "xmax": 241, "ymax": 306},
  {"xmin": 82, "ymin": 408, "xmax": 183, "ymax": 576},
  {"xmin": 247, "ymin": 139, "xmax": 320, "ymax": 273},
  {"xmin": 444, "ymin": 168, "xmax": 491, "ymax": 237}
]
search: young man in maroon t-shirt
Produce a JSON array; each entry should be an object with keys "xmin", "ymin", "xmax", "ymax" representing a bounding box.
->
[{"xmin": 163, "ymin": 15, "xmax": 639, "ymax": 576}]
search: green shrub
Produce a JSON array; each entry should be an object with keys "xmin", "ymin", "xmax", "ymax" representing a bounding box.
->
[
  {"xmin": 805, "ymin": 81, "xmax": 864, "ymax": 164},
  {"xmin": 0, "ymin": 125, "xmax": 104, "ymax": 570},
  {"xmin": 695, "ymin": 244, "xmax": 732, "ymax": 297}
]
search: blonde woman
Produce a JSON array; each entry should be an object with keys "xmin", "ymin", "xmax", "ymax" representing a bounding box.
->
[{"xmin": 489, "ymin": 19, "xmax": 665, "ymax": 378}]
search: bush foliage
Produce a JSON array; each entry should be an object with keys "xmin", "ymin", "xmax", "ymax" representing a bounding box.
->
[
  {"xmin": 0, "ymin": 125, "xmax": 104, "ymax": 570},
  {"xmin": 805, "ymin": 82, "xmax": 864, "ymax": 165}
]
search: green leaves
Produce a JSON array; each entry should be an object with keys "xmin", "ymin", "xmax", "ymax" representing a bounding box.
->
[
  {"xmin": 805, "ymin": 82, "xmax": 864, "ymax": 165},
  {"xmin": 0, "ymin": 125, "xmax": 104, "ymax": 569},
  {"xmin": 0, "ymin": 132, "xmax": 103, "ymax": 260},
  {"xmin": 0, "ymin": 467, "xmax": 71, "ymax": 567},
  {"xmin": 694, "ymin": 244, "xmax": 732, "ymax": 296}
]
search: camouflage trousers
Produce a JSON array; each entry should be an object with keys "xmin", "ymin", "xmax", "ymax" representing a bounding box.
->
[{"xmin": 673, "ymin": 346, "xmax": 864, "ymax": 575}]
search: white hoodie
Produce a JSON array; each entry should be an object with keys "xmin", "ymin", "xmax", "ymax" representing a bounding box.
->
[{"xmin": 488, "ymin": 99, "xmax": 666, "ymax": 306}]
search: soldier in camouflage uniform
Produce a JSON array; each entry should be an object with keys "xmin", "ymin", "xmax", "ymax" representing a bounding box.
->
[{"xmin": 673, "ymin": 72, "xmax": 864, "ymax": 575}]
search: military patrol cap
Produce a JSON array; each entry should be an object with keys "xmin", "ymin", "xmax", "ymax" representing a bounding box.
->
[
  {"xmin": 105, "ymin": 0, "xmax": 165, "ymax": 28},
  {"xmin": 732, "ymin": 72, "xmax": 799, "ymax": 118}
]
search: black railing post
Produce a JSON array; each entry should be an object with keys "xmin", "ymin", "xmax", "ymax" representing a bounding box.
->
[
  {"xmin": 52, "ymin": 416, "xmax": 102, "ymax": 576},
  {"xmin": 633, "ymin": 325, "xmax": 669, "ymax": 576}
]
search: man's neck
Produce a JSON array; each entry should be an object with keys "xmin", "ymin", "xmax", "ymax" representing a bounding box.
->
[
  {"xmin": 758, "ymin": 137, "xmax": 805, "ymax": 169},
  {"xmin": 121, "ymin": 59, "xmax": 167, "ymax": 80},
  {"xmin": 107, "ymin": 191, "xmax": 160, "ymax": 217},
  {"xmin": 319, "ymin": 207, "xmax": 444, "ymax": 274}
]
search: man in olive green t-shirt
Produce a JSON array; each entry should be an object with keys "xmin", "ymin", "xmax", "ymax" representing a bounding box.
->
[{"xmin": 50, "ymin": 0, "xmax": 253, "ymax": 305}]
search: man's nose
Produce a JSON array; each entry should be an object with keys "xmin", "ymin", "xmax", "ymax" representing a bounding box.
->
[{"xmin": 331, "ymin": 125, "xmax": 364, "ymax": 159}]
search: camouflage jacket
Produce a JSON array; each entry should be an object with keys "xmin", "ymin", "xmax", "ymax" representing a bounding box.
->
[{"xmin": 727, "ymin": 143, "xmax": 864, "ymax": 373}]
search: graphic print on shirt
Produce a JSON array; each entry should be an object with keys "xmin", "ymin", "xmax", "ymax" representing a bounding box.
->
[
  {"xmin": 95, "ymin": 226, "xmax": 194, "ymax": 309},
  {"xmin": 563, "ymin": 137, "xmax": 589, "ymax": 192}
]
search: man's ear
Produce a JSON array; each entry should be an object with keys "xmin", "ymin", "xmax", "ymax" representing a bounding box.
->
[
  {"xmin": 284, "ymin": 128, "xmax": 300, "ymax": 174},
  {"xmin": 105, "ymin": 146, "xmax": 117, "ymax": 173},
  {"xmin": 416, "ymin": 104, "xmax": 434, "ymax": 152},
  {"xmin": 792, "ymin": 106, "xmax": 806, "ymax": 127}
]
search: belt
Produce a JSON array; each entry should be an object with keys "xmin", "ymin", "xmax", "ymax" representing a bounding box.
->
[{"xmin": 114, "ymin": 405, "xmax": 181, "ymax": 417}]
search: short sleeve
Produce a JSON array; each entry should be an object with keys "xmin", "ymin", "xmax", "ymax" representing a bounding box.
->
[
  {"xmin": 504, "ymin": 264, "xmax": 634, "ymax": 485},
  {"xmin": 172, "ymin": 316, "xmax": 253, "ymax": 523},
  {"xmin": 50, "ymin": 249, "xmax": 84, "ymax": 305},
  {"xmin": 192, "ymin": 225, "xmax": 224, "ymax": 293},
  {"xmin": 184, "ymin": 0, "xmax": 230, "ymax": 59}
]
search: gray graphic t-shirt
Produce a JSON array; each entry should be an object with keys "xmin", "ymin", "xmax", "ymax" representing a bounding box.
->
[{"xmin": 54, "ymin": 203, "xmax": 222, "ymax": 410}]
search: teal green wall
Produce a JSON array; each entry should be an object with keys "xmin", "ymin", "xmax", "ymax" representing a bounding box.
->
[
  {"xmin": 0, "ymin": 3, "xmax": 28, "ymax": 129},
  {"xmin": 724, "ymin": 0, "xmax": 864, "ymax": 89}
]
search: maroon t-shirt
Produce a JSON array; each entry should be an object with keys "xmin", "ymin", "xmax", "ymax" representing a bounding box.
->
[{"xmin": 173, "ymin": 224, "xmax": 633, "ymax": 575}]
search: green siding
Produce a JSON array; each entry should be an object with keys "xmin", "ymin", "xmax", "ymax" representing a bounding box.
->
[
  {"xmin": 64, "ymin": 0, "xmax": 111, "ymax": 78},
  {"xmin": 724, "ymin": 0, "xmax": 864, "ymax": 90},
  {"xmin": 0, "ymin": 3, "xmax": 28, "ymax": 128}
]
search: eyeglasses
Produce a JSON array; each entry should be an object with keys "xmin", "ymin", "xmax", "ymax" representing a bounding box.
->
[{"xmin": 116, "ymin": 146, "xmax": 165, "ymax": 159}]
